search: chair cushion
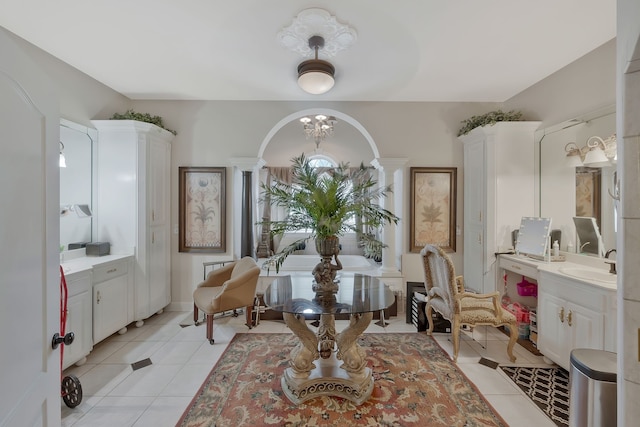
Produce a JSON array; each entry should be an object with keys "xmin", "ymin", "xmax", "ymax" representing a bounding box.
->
[
  {"xmin": 459, "ymin": 298, "xmax": 516, "ymax": 325},
  {"xmin": 230, "ymin": 257, "xmax": 258, "ymax": 280}
]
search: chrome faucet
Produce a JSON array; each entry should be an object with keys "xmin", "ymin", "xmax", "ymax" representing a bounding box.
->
[{"xmin": 604, "ymin": 249, "xmax": 617, "ymax": 274}]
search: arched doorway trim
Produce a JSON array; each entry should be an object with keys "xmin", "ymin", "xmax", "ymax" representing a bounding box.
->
[{"xmin": 257, "ymin": 108, "xmax": 380, "ymax": 160}]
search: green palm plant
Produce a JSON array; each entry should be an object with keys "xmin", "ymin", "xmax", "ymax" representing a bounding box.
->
[{"xmin": 259, "ymin": 154, "xmax": 399, "ymax": 272}]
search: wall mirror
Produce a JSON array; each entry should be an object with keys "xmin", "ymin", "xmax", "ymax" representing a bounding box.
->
[
  {"xmin": 536, "ymin": 105, "xmax": 616, "ymax": 256},
  {"xmin": 59, "ymin": 119, "xmax": 96, "ymax": 252}
]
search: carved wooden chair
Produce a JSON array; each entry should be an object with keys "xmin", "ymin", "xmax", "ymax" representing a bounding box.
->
[
  {"xmin": 193, "ymin": 256, "xmax": 260, "ymax": 344},
  {"xmin": 420, "ymin": 244, "xmax": 517, "ymax": 362}
]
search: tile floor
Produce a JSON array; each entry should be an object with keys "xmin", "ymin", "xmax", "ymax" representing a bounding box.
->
[{"xmin": 61, "ymin": 310, "xmax": 557, "ymax": 427}]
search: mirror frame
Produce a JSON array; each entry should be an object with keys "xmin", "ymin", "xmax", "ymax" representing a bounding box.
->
[
  {"xmin": 59, "ymin": 118, "xmax": 98, "ymax": 252},
  {"xmin": 534, "ymin": 104, "xmax": 616, "ymax": 256}
]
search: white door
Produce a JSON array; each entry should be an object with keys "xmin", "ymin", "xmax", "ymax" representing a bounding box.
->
[{"xmin": 0, "ymin": 30, "xmax": 60, "ymax": 426}]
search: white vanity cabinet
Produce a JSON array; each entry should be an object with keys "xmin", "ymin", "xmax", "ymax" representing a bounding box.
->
[
  {"xmin": 62, "ymin": 269, "xmax": 92, "ymax": 369},
  {"xmin": 92, "ymin": 120, "xmax": 173, "ymax": 326},
  {"xmin": 537, "ymin": 270, "xmax": 616, "ymax": 371},
  {"xmin": 92, "ymin": 257, "xmax": 135, "ymax": 343},
  {"xmin": 458, "ymin": 122, "xmax": 540, "ymax": 293}
]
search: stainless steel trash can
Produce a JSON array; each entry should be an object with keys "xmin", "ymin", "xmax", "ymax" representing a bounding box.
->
[{"xmin": 569, "ymin": 348, "xmax": 617, "ymax": 427}]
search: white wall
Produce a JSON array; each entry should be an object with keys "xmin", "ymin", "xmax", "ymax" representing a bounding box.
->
[
  {"xmin": 1, "ymin": 24, "xmax": 619, "ymax": 309},
  {"xmin": 129, "ymin": 100, "xmax": 501, "ymax": 304}
]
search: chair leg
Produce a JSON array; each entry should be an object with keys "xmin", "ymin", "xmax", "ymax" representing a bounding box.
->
[
  {"xmin": 506, "ymin": 321, "xmax": 518, "ymax": 362},
  {"xmin": 425, "ymin": 303, "xmax": 435, "ymax": 335},
  {"xmin": 193, "ymin": 304, "xmax": 199, "ymax": 324},
  {"xmin": 206, "ymin": 314, "xmax": 214, "ymax": 344},
  {"xmin": 452, "ymin": 317, "xmax": 461, "ymax": 362},
  {"xmin": 245, "ymin": 305, "xmax": 253, "ymax": 329}
]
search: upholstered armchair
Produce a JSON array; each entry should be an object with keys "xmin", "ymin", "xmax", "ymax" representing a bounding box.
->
[
  {"xmin": 193, "ymin": 256, "xmax": 260, "ymax": 344},
  {"xmin": 420, "ymin": 244, "xmax": 517, "ymax": 362}
]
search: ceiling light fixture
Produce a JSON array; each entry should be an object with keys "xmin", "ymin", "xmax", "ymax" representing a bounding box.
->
[
  {"xmin": 300, "ymin": 114, "xmax": 337, "ymax": 148},
  {"xmin": 564, "ymin": 134, "xmax": 617, "ymax": 168},
  {"xmin": 297, "ymin": 36, "xmax": 335, "ymax": 95}
]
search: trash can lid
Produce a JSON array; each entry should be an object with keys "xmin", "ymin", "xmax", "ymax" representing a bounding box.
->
[{"xmin": 570, "ymin": 349, "xmax": 617, "ymax": 382}]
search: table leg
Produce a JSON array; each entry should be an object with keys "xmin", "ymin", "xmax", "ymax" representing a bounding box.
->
[
  {"xmin": 336, "ymin": 312, "xmax": 373, "ymax": 376},
  {"xmin": 282, "ymin": 313, "xmax": 319, "ymax": 378},
  {"xmin": 281, "ymin": 312, "xmax": 374, "ymax": 405}
]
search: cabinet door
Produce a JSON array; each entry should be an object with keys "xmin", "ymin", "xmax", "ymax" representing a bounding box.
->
[
  {"xmin": 148, "ymin": 225, "xmax": 170, "ymax": 313},
  {"xmin": 148, "ymin": 139, "xmax": 169, "ymax": 227},
  {"xmin": 566, "ymin": 301, "xmax": 604, "ymax": 357},
  {"xmin": 63, "ymin": 289, "xmax": 92, "ymax": 369},
  {"xmin": 93, "ymin": 275, "xmax": 129, "ymax": 343},
  {"xmin": 538, "ymin": 291, "xmax": 566, "ymax": 367},
  {"xmin": 463, "ymin": 140, "xmax": 486, "ymax": 292}
]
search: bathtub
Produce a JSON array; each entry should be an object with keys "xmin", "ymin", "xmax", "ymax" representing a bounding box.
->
[{"xmin": 261, "ymin": 254, "xmax": 377, "ymax": 272}]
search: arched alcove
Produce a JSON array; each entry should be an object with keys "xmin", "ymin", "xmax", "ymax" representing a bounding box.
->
[{"xmin": 258, "ymin": 108, "xmax": 380, "ymax": 164}]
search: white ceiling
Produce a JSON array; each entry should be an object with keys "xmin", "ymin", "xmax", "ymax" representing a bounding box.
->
[{"xmin": 0, "ymin": 0, "xmax": 616, "ymax": 102}]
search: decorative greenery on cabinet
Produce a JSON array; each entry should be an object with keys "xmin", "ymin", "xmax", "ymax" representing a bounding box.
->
[
  {"xmin": 110, "ymin": 109, "xmax": 177, "ymax": 135},
  {"xmin": 457, "ymin": 109, "xmax": 524, "ymax": 136}
]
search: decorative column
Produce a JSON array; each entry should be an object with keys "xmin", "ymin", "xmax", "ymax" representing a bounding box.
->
[
  {"xmin": 229, "ymin": 158, "xmax": 265, "ymax": 260},
  {"xmin": 241, "ymin": 170, "xmax": 253, "ymax": 258},
  {"xmin": 370, "ymin": 158, "xmax": 407, "ymax": 277}
]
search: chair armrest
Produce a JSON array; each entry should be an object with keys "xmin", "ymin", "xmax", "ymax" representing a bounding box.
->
[
  {"xmin": 197, "ymin": 262, "xmax": 235, "ymax": 288},
  {"xmin": 217, "ymin": 267, "xmax": 260, "ymax": 311},
  {"xmin": 455, "ymin": 276, "xmax": 465, "ymax": 293}
]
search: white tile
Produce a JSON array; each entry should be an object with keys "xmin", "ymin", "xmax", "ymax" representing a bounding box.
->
[
  {"xmin": 101, "ymin": 340, "xmax": 165, "ymax": 364},
  {"xmin": 149, "ymin": 340, "xmax": 201, "ymax": 365},
  {"xmin": 623, "ymin": 299, "xmax": 640, "ymax": 384},
  {"xmin": 83, "ymin": 339, "xmax": 128, "ymax": 364},
  {"xmin": 61, "ymin": 312, "xmax": 564, "ymax": 427},
  {"xmin": 159, "ymin": 363, "xmax": 214, "ymax": 397},
  {"xmin": 66, "ymin": 396, "xmax": 154, "ymax": 427},
  {"xmin": 108, "ymin": 364, "xmax": 183, "ymax": 397},
  {"xmin": 132, "ymin": 323, "xmax": 182, "ymax": 342},
  {"xmin": 457, "ymin": 362, "xmax": 522, "ymax": 395},
  {"xmin": 621, "ymin": 136, "xmax": 640, "ymax": 218},
  {"xmin": 623, "ymin": 378, "xmax": 640, "ymax": 427},
  {"xmin": 484, "ymin": 394, "xmax": 557, "ymax": 427},
  {"xmin": 132, "ymin": 396, "xmax": 193, "ymax": 427},
  {"xmin": 75, "ymin": 364, "xmax": 132, "ymax": 397},
  {"xmin": 621, "ymin": 218, "xmax": 640, "ymax": 301}
]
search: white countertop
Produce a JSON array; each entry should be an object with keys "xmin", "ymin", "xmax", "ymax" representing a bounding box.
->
[
  {"xmin": 61, "ymin": 252, "xmax": 134, "ymax": 275},
  {"xmin": 499, "ymin": 253, "xmax": 617, "ymax": 291}
]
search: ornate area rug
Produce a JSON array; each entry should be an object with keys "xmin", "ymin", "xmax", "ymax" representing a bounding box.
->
[
  {"xmin": 177, "ymin": 333, "xmax": 508, "ymax": 426},
  {"xmin": 500, "ymin": 366, "xmax": 570, "ymax": 427}
]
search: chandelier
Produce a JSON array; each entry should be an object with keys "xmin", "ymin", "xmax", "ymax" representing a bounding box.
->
[{"xmin": 300, "ymin": 114, "xmax": 337, "ymax": 148}]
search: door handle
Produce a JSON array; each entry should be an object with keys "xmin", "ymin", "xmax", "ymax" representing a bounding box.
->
[
  {"xmin": 52, "ymin": 332, "xmax": 75, "ymax": 349},
  {"xmin": 559, "ymin": 307, "xmax": 565, "ymax": 323}
]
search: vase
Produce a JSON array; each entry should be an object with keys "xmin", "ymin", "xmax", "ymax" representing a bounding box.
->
[{"xmin": 312, "ymin": 236, "xmax": 341, "ymax": 293}]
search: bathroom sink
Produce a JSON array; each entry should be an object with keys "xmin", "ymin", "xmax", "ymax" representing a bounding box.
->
[{"xmin": 558, "ymin": 267, "xmax": 617, "ymax": 284}]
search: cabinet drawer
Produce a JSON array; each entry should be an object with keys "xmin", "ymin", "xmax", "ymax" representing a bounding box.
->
[
  {"xmin": 64, "ymin": 270, "xmax": 92, "ymax": 297},
  {"xmin": 93, "ymin": 260, "xmax": 128, "ymax": 283},
  {"xmin": 499, "ymin": 258, "xmax": 538, "ymax": 279}
]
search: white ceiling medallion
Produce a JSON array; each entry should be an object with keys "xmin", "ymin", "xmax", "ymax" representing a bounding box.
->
[{"xmin": 277, "ymin": 8, "xmax": 357, "ymax": 59}]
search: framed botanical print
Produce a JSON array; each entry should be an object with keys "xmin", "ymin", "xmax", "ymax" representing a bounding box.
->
[
  {"xmin": 409, "ymin": 167, "xmax": 457, "ymax": 252},
  {"xmin": 179, "ymin": 167, "xmax": 226, "ymax": 253}
]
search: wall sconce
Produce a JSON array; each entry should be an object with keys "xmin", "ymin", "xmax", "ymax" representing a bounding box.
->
[
  {"xmin": 59, "ymin": 141, "xmax": 67, "ymax": 168},
  {"xmin": 60, "ymin": 204, "xmax": 92, "ymax": 217},
  {"xmin": 565, "ymin": 134, "xmax": 616, "ymax": 168}
]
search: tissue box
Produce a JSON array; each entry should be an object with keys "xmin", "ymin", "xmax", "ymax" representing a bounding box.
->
[{"xmin": 86, "ymin": 242, "xmax": 110, "ymax": 256}]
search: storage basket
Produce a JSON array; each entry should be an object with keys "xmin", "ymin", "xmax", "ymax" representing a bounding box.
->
[
  {"xmin": 516, "ymin": 277, "xmax": 538, "ymax": 297},
  {"xmin": 503, "ymin": 301, "xmax": 530, "ymax": 324}
]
